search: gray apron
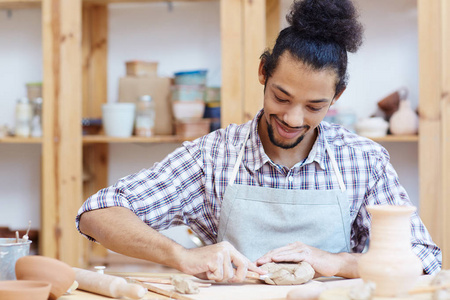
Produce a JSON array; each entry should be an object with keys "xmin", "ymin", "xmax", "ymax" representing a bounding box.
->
[{"xmin": 217, "ymin": 130, "xmax": 351, "ymax": 262}]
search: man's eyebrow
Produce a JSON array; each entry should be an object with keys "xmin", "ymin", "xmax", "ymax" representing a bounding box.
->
[
  {"xmin": 273, "ymin": 84, "xmax": 292, "ymax": 97},
  {"xmin": 272, "ymin": 84, "xmax": 331, "ymax": 103}
]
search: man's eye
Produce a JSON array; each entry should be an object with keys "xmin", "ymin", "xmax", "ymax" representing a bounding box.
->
[
  {"xmin": 275, "ymin": 96, "xmax": 288, "ymax": 103},
  {"xmin": 308, "ymin": 106, "xmax": 322, "ymax": 112}
]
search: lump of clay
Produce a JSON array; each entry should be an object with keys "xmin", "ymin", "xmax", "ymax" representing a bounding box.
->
[
  {"xmin": 260, "ymin": 262, "xmax": 314, "ymax": 285},
  {"xmin": 431, "ymin": 270, "xmax": 450, "ymax": 300},
  {"xmin": 348, "ymin": 281, "xmax": 376, "ymax": 300},
  {"xmin": 171, "ymin": 275, "xmax": 200, "ymax": 294}
]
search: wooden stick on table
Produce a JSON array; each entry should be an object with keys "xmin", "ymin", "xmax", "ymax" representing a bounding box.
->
[
  {"xmin": 409, "ymin": 282, "xmax": 450, "ymax": 294},
  {"xmin": 126, "ymin": 276, "xmax": 211, "ymax": 287},
  {"xmin": 133, "ymin": 281, "xmax": 195, "ymax": 300}
]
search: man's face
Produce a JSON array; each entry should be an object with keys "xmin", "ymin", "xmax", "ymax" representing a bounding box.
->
[{"xmin": 259, "ymin": 52, "xmax": 339, "ymax": 149}]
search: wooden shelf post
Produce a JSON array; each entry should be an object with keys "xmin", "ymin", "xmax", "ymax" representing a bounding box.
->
[
  {"xmin": 418, "ymin": 0, "xmax": 450, "ymax": 268},
  {"xmin": 41, "ymin": 0, "xmax": 83, "ymax": 266}
]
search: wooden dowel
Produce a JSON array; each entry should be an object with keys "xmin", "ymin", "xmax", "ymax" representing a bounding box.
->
[
  {"xmin": 409, "ymin": 283, "xmax": 450, "ymax": 294},
  {"xmin": 134, "ymin": 281, "xmax": 195, "ymax": 300},
  {"xmin": 126, "ymin": 276, "xmax": 211, "ymax": 287}
]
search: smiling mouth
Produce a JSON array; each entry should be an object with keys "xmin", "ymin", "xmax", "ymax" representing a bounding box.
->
[{"xmin": 273, "ymin": 116, "xmax": 306, "ymax": 139}]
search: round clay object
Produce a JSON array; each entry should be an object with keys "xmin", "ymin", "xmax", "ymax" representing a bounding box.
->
[
  {"xmin": 15, "ymin": 255, "xmax": 75, "ymax": 300},
  {"xmin": 0, "ymin": 280, "xmax": 51, "ymax": 300}
]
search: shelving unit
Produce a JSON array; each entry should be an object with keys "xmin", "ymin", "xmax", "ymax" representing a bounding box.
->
[{"xmin": 1, "ymin": 0, "xmax": 449, "ymax": 269}]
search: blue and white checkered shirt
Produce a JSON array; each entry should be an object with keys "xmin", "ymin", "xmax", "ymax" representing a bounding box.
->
[{"xmin": 77, "ymin": 110, "xmax": 442, "ymax": 274}]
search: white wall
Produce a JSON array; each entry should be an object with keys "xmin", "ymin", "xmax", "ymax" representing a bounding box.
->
[{"xmin": 0, "ymin": 0, "xmax": 419, "ymax": 237}]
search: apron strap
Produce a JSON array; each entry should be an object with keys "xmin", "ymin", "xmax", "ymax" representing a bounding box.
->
[
  {"xmin": 324, "ymin": 139, "xmax": 347, "ymax": 192},
  {"xmin": 229, "ymin": 128, "xmax": 251, "ymax": 187}
]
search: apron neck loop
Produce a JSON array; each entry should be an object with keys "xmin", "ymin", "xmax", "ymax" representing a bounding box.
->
[{"xmin": 229, "ymin": 128, "xmax": 251, "ymax": 186}]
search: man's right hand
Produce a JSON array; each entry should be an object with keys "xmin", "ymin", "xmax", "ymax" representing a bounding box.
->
[{"xmin": 176, "ymin": 241, "xmax": 266, "ymax": 283}]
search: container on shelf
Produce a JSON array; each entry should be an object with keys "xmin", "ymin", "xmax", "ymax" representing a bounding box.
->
[
  {"xmin": 15, "ymin": 97, "xmax": 33, "ymax": 138},
  {"xmin": 174, "ymin": 70, "xmax": 207, "ymax": 85},
  {"xmin": 126, "ymin": 61, "xmax": 158, "ymax": 77},
  {"xmin": 102, "ymin": 103, "xmax": 136, "ymax": 137},
  {"xmin": 172, "ymin": 100, "xmax": 205, "ymax": 120},
  {"xmin": 171, "ymin": 85, "xmax": 205, "ymax": 102},
  {"xmin": 175, "ymin": 118, "xmax": 211, "ymax": 138},
  {"xmin": 26, "ymin": 82, "xmax": 42, "ymax": 101},
  {"xmin": 205, "ymin": 87, "xmax": 221, "ymax": 103},
  {"xmin": 30, "ymin": 97, "xmax": 43, "ymax": 137},
  {"xmin": 135, "ymin": 95, "xmax": 155, "ymax": 137},
  {"xmin": 203, "ymin": 102, "xmax": 221, "ymax": 132},
  {"xmin": 81, "ymin": 118, "xmax": 102, "ymax": 135}
]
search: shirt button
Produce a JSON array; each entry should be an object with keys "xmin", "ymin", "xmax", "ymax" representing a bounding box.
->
[{"xmin": 288, "ymin": 176, "xmax": 294, "ymax": 182}]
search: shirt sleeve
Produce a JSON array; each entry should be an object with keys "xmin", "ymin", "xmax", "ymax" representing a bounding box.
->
[
  {"xmin": 351, "ymin": 149, "xmax": 442, "ymax": 275},
  {"xmin": 75, "ymin": 140, "xmax": 216, "ymax": 244}
]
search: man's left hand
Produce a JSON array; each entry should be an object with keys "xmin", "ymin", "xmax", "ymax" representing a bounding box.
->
[{"xmin": 255, "ymin": 241, "xmax": 341, "ymax": 277}]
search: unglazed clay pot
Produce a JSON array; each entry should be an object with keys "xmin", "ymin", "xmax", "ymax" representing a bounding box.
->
[
  {"xmin": 389, "ymin": 100, "xmax": 418, "ymax": 135},
  {"xmin": 0, "ymin": 280, "xmax": 51, "ymax": 300},
  {"xmin": 358, "ymin": 205, "xmax": 423, "ymax": 297},
  {"xmin": 15, "ymin": 255, "xmax": 75, "ymax": 300}
]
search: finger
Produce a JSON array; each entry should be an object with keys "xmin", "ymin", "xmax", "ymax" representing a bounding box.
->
[
  {"xmin": 206, "ymin": 253, "xmax": 224, "ymax": 281},
  {"xmin": 272, "ymin": 252, "xmax": 307, "ymax": 263},
  {"xmin": 247, "ymin": 261, "xmax": 267, "ymax": 274},
  {"xmin": 222, "ymin": 251, "xmax": 234, "ymax": 282},
  {"xmin": 229, "ymin": 254, "xmax": 249, "ymax": 282}
]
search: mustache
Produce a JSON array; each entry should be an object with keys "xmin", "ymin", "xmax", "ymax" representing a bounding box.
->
[{"xmin": 270, "ymin": 114, "xmax": 310, "ymax": 130}]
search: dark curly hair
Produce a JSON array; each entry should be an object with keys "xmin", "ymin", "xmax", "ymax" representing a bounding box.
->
[{"xmin": 261, "ymin": 0, "xmax": 364, "ymax": 97}]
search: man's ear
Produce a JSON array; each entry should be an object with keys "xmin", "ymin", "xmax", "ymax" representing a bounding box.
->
[
  {"xmin": 331, "ymin": 88, "xmax": 346, "ymax": 106},
  {"xmin": 258, "ymin": 60, "xmax": 266, "ymax": 85}
]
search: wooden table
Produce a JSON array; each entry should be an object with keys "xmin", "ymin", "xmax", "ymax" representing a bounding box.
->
[{"xmin": 58, "ymin": 273, "xmax": 435, "ymax": 300}]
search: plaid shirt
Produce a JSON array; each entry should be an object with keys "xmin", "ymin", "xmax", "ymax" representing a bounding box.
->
[{"xmin": 77, "ymin": 109, "xmax": 442, "ymax": 274}]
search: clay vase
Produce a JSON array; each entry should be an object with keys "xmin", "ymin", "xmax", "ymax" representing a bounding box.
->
[
  {"xmin": 15, "ymin": 255, "xmax": 75, "ymax": 300},
  {"xmin": 358, "ymin": 205, "xmax": 423, "ymax": 297},
  {"xmin": 389, "ymin": 100, "xmax": 418, "ymax": 135}
]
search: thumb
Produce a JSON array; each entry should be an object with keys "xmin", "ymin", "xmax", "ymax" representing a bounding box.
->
[{"xmin": 247, "ymin": 261, "xmax": 267, "ymax": 275}]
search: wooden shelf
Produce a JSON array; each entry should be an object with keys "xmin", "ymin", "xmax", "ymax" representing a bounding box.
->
[
  {"xmin": 82, "ymin": 134, "xmax": 195, "ymax": 144},
  {"xmin": 369, "ymin": 135, "xmax": 419, "ymax": 143},
  {"xmin": 0, "ymin": 0, "xmax": 216, "ymax": 9},
  {"xmin": 0, "ymin": 136, "xmax": 42, "ymax": 144}
]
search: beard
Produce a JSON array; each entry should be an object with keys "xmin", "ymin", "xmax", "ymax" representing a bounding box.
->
[{"xmin": 266, "ymin": 116, "xmax": 309, "ymax": 149}]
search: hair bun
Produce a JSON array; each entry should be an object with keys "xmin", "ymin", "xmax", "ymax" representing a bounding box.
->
[{"xmin": 287, "ymin": 0, "xmax": 363, "ymax": 53}]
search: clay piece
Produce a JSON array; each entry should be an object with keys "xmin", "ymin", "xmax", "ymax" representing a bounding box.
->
[
  {"xmin": 259, "ymin": 262, "xmax": 314, "ymax": 285},
  {"xmin": 171, "ymin": 275, "xmax": 200, "ymax": 294},
  {"xmin": 348, "ymin": 281, "xmax": 376, "ymax": 300},
  {"xmin": 431, "ymin": 270, "xmax": 450, "ymax": 300}
]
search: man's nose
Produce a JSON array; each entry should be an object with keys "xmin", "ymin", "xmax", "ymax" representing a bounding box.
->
[{"xmin": 283, "ymin": 106, "xmax": 304, "ymax": 128}]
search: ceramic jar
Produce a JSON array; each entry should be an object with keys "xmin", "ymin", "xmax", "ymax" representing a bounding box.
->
[
  {"xmin": 389, "ymin": 100, "xmax": 418, "ymax": 135},
  {"xmin": 358, "ymin": 205, "xmax": 423, "ymax": 297}
]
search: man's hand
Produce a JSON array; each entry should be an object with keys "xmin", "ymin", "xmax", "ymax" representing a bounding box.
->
[
  {"xmin": 176, "ymin": 241, "xmax": 266, "ymax": 283},
  {"xmin": 255, "ymin": 241, "xmax": 361, "ymax": 278}
]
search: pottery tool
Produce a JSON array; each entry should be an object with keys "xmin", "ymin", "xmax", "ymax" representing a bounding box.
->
[
  {"xmin": 126, "ymin": 276, "xmax": 211, "ymax": 287},
  {"xmin": 408, "ymin": 282, "xmax": 450, "ymax": 294},
  {"xmin": 132, "ymin": 281, "xmax": 194, "ymax": 300},
  {"xmin": 22, "ymin": 220, "xmax": 31, "ymax": 241},
  {"xmin": 15, "ymin": 231, "xmax": 19, "ymax": 243},
  {"xmin": 246, "ymin": 271, "xmax": 272, "ymax": 281},
  {"xmin": 73, "ymin": 267, "xmax": 146, "ymax": 299}
]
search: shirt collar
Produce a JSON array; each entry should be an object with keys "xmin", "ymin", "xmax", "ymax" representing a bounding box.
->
[{"xmin": 244, "ymin": 110, "xmax": 328, "ymax": 172}]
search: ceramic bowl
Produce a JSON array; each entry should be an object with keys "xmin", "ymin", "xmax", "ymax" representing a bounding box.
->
[
  {"xmin": 0, "ymin": 280, "xmax": 51, "ymax": 300},
  {"xmin": 15, "ymin": 255, "xmax": 75, "ymax": 300}
]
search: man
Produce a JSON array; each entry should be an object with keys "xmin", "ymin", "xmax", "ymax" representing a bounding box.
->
[{"xmin": 77, "ymin": 0, "xmax": 441, "ymax": 283}]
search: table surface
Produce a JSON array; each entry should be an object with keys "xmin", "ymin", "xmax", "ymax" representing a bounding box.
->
[{"xmin": 58, "ymin": 273, "xmax": 435, "ymax": 300}]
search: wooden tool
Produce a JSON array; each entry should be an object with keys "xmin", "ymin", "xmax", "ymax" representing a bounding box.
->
[
  {"xmin": 246, "ymin": 271, "xmax": 271, "ymax": 281},
  {"xmin": 408, "ymin": 282, "xmax": 450, "ymax": 294},
  {"xmin": 126, "ymin": 276, "xmax": 211, "ymax": 287},
  {"xmin": 133, "ymin": 281, "xmax": 195, "ymax": 300},
  {"xmin": 73, "ymin": 267, "xmax": 146, "ymax": 299}
]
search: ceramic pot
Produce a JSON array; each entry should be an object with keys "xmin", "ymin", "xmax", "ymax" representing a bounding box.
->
[
  {"xmin": 15, "ymin": 255, "xmax": 75, "ymax": 300},
  {"xmin": 0, "ymin": 280, "xmax": 51, "ymax": 300},
  {"xmin": 389, "ymin": 100, "xmax": 418, "ymax": 135},
  {"xmin": 358, "ymin": 205, "xmax": 422, "ymax": 297}
]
